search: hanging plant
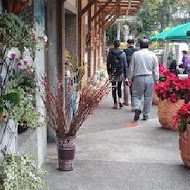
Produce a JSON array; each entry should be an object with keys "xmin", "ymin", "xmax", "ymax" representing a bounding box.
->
[
  {"xmin": 2, "ymin": 0, "xmax": 33, "ymax": 14},
  {"xmin": 0, "ymin": 13, "xmax": 36, "ymax": 52}
]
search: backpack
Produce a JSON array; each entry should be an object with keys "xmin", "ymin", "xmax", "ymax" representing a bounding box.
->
[
  {"xmin": 124, "ymin": 47, "xmax": 137, "ymax": 67},
  {"xmin": 110, "ymin": 51, "xmax": 124, "ymax": 76}
]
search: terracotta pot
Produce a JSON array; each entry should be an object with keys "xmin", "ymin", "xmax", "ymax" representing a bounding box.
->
[
  {"xmin": 179, "ymin": 124, "xmax": 190, "ymax": 168},
  {"xmin": 5, "ymin": 0, "xmax": 29, "ymax": 14},
  {"xmin": 158, "ymin": 99, "xmax": 184, "ymax": 131},
  {"xmin": 57, "ymin": 136, "xmax": 76, "ymax": 171}
]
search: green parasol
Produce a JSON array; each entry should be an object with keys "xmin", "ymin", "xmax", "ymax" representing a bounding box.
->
[{"xmin": 150, "ymin": 22, "xmax": 190, "ymax": 42}]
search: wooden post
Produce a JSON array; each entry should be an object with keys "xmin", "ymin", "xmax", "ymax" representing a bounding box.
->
[
  {"xmin": 93, "ymin": 1, "xmax": 97, "ymax": 73},
  {"xmin": 78, "ymin": 0, "xmax": 82, "ymax": 66},
  {"xmin": 87, "ymin": 0, "xmax": 92, "ymax": 77}
]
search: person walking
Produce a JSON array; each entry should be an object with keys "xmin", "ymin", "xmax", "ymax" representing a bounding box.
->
[
  {"xmin": 123, "ymin": 39, "xmax": 138, "ymax": 109},
  {"xmin": 127, "ymin": 39, "xmax": 159, "ymax": 121},
  {"xmin": 107, "ymin": 40, "xmax": 127, "ymax": 109},
  {"xmin": 182, "ymin": 50, "xmax": 190, "ymax": 74}
]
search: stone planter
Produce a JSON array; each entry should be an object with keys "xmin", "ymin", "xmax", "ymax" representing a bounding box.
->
[
  {"xmin": 158, "ymin": 99, "xmax": 184, "ymax": 131},
  {"xmin": 57, "ymin": 136, "xmax": 76, "ymax": 171},
  {"xmin": 179, "ymin": 124, "xmax": 190, "ymax": 168}
]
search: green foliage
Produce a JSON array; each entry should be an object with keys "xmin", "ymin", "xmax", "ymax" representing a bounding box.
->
[
  {"xmin": 7, "ymin": 74, "xmax": 36, "ymax": 94},
  {"xmin": 126, "ymin": 0, "xmax": 190, "ymax": 39},
  {"xmin": 3, "ymin": 92, "xmax": 21, "ymax": 106},
  {"xmin": 64, "ymin": 49, "xmax": 86, "ymax": 91},
  {"xmin": 0, "ymin": 91, "xmax": 21, "ymax": 115},
  {"xmin": 106, "ymin": 24, "xmax": 117, "ymax": 46},
  {"xmin": 0, "ymin": 13, "xmax": 36, "ymax": 52},
  {"xmin": 0, "ymin": 154, "xmax": 47, "ymax": 190},
  {"xmin": 9, "ymin": 96, "xmax": 41, "ymax": 128}
]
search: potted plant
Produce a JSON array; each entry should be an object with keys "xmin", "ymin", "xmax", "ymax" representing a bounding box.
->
[
  {"xmin": 155, "ymin": 75, "xmax": 189, "ymax": 130},
  {"xmin": 41, "ymin": 76, "xmax": 109, "ymax": 171},
  {"xmin": 0, "ymin": 90, "xmax": 21, "ymax": 122},
  {"xmin": 2, "ymin": 0, "xmax": 32, "ymax": 14},
  {"xmin": 153, "ymin": 63, "xmax": 172, "ymax": 105},
  {"xmin": 173, "ymin": 101, "xmax": 190, "ymax": 168},
  {"xmin": 0, "ymin": 13, "xmax": 36, "ymax": 52},
  {"xmin": 8, "ymin": 95, "xmax": 41, "ymax": 134},
  {"xmin": 0, "ymin": 154, "xmax": 47, "ymax": 190}
]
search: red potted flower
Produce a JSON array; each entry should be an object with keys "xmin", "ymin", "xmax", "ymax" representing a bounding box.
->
[
  {"xmin": 155, "ymin": 75, "xmax": 189, "ymax": 130},
  {"xmin": 173, "ymin": 102, "xmax": 190, "ymax": 168},
  {"xmin": 153, "ymin": 63, "xmax": 172, "ymax": 105}
]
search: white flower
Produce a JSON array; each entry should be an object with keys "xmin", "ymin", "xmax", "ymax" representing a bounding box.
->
[
  {"xmin": 43, "ymin": 35, "xmax": 48, "ymax": 43},
  {"xmin": 23, "ymin": 55, "xmax": 34, "ymax": 67},
  {"xmin": 17, "ymin": 59, "xmax": 27, "ymax": 69},
  {"xmin": 23, "ymin": 47, "xmax": 31, "ymax": 57},
  {"xmin": 7, "ymin": 47, "xmax": 21, "ymax": 60}
]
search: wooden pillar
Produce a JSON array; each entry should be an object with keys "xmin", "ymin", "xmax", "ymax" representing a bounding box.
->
[
  {"xmin": 87, "ymin": 0, "xmax": 92, "ymax": 77},
  {"xmin": 78, "ymin": 0, "xmax": 82, "ymax": 66},
  {"xmin": 93, "ymin": 1, "xmax": 97, "ymax": 73},
  {"xmin": 57, "ymin": 0, "xmax": 66, "ymax": 106}
]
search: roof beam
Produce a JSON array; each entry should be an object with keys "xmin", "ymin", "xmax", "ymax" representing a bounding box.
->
[{"xmin": 81, "ymin": 0, "xmax": 98, "ymax": 15}]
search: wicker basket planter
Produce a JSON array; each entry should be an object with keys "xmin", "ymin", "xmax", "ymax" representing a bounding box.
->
[
  {"xmin": 152, "ymin": 92, "xmax": 159, "ymax": 105},
  {"xmin": 179, "ymin": 124, "xmax": 190, "ymax": 168},
  {"xmin": 158, "ymin": 99, "xmax": 184, "ymax": 130}
]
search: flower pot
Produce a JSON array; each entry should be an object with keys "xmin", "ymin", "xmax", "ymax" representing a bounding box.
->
[
  {"xmin": 18, "ymin": 123, "xmax": 28, "ymax": 134},
  {"xmin": 158, "ymin": 99, "xmax": 184, "ymax": 131},
  {"xmin": 57, "ymin": 136, "xmax": 76, "ymax": 171},
  {"xmin": 152, "ymin": 92, "xmax": 159, "ymax": 105},
  {"xmin": 179, "ymin": 124, "xmax": 190, "ymax": 168}
]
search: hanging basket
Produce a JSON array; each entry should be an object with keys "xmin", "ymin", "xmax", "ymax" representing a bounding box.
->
[
  {"xmin": 3, "ymin": 0, "xmax": 30, "ymax": 14},
  {"xmin": 179, "ymin": 124, "xmax": 190, "ymax": 168},
  {"xmin": 57, "ymin": 136, "xmax": 76, "ymax": 171},
  {"xmin": 158, "ymin": 99, "xmax": 184, "ymax": 131}
]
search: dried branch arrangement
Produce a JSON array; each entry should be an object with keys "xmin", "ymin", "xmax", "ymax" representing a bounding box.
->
[{"xmin": 41, "ymin": 77, "xmax": 110, "ymax": 139}]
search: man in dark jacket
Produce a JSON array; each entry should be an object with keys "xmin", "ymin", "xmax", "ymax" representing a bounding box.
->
[
  {"xmin": 123, "ymin": 39, "xmax": 138, "ymax": 110},
  {"xmin": 107, "ymin": 40, "xmax": 127, "ymax": 109}
]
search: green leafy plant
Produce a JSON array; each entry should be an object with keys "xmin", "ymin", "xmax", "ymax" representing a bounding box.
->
[
  {"xmin": 0, "ymin": 91, "xmax": 21, "ymax": 115},
  {"xmin": 8, "ymin": 95, "xmax": 41, "ymax": 128},
  {"xmin": 0, "ymin": 154, "xmax": 47, "ymax": 190},
  {"xmin": 0, "ymin": 13, "xmax": 36, "ymax": 52},
  {"xmin": 7, "ymin": 74, "xmax": 36, "ymax": 95}
]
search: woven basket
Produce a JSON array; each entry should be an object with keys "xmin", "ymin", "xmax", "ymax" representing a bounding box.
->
[
  {"xmin": 179, "ymin": 124, "xmax": 190, "ymax": 168},
  {"xmin": 152, "ymin": 92, "xmax": 159, "ymax": 105},
  {"xmin": 158, "ymin": 99, "xmax": 184, "ymax": 131}
]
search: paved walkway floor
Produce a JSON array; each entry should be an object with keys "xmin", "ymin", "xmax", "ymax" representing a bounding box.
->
[{"xmin": 45, "ymin": 94, "xmax": 190, "ymax": 190}]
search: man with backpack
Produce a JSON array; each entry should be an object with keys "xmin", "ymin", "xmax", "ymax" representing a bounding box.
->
[
  {"xmin": 123, "ymin": 39, "xmax": 138, "ymax": 110},
  {"xmin": 107, "ymin": 40, "xmax": 127, "ymax": 109}
]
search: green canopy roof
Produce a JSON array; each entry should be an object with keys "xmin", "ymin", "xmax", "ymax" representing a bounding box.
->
[{"xmin": 150, "ymin": 22, "xmax": 190, "ymax": 42}]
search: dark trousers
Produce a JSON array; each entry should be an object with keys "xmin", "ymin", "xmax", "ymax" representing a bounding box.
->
[{"xmin": 112, "ymin": 81, "xmax": 122, "ymax": 104}]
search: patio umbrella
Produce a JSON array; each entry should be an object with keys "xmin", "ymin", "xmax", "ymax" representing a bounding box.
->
[{"xmin": 150, "ymin": 22, "xmax": 190, "ymax": 42}]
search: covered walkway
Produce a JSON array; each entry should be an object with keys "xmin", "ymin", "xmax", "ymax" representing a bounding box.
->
[{"xmin": 45, "ymin": 94, "xmax": 190, "ymax": 190}]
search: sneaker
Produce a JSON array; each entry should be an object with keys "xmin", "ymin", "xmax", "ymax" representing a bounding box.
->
[
  {"xmin": 119, "ymin": 102, "xmax": 123, "ymax": 108},
  {"xmin": 123, "ymin": 102, "xmax": 129, "ymax": 106},
  {"xmin": 134, "ymin": 109, "xmax": 141, "ymax": 121},
  {"xmin": 131, "ymin": 108, "xmax": 135, "ymax": 112},
  {"xmin": 143, "ymin": 115, "xmax": 148, "ymax": 120},
  {"xmin": 113, "ymin": 103, "xmax": 118, "ymax": 109}
]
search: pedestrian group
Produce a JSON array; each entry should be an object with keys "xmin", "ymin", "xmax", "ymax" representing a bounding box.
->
[{"xmin": 107, "ymin": 38, "xmax": 159, "ymax": 121}]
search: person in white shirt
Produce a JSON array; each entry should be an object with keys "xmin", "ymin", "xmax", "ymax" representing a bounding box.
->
[{"xmin": 126, "ymin": 39, "xmax": 159, "ymax": 121}]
